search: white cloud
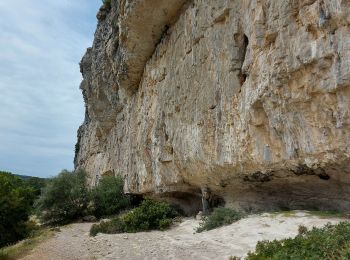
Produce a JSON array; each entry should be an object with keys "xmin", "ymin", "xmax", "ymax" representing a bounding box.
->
[{"xmin": 0, "ymin": 0, "xmax": 101, "ymax": 177}]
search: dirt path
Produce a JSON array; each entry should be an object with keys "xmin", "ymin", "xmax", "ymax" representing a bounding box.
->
[
  {"xmin": 21, "ymin": 211, "xmax": 347, "ymax": 260},
  {"xmin": 21, "ymin": 223, "xmax": 93, "ymax": 260}
]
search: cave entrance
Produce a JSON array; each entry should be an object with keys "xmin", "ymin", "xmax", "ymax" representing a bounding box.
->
[{"xmin": 239, "ymin": 34, "xmax": 249, "ymax": 86}]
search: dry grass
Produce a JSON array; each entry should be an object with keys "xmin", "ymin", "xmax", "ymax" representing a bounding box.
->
[
  {"xmin": 268, "ymin": 210, "xmax": 346, "ymax": 219},
  {"xmin": 0, "ymin": 228, "xmax": 54, "ymax": 260}
]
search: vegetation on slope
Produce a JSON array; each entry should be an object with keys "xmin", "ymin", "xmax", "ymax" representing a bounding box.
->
[
  {"xmin": 11, "ymin": 173, "xmax": 46, "ymax": 199},
  {"xmin": 247, "ymin": 222, "xmax": 350, "ymax": 259},
  {"xmin": 24, "ymin": 177, "xmax": 46, "ymax": 198},
  {"xmin": 0, "ymin": 168, "xmax": 135, "ymax": 254},
  {"xmin": 0, "ymin": 228, "xmax": 54, "ymax": 260}
]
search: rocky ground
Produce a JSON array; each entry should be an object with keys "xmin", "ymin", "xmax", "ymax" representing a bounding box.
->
[{"xmin": 21, "ymin": 211, "xmax": 347, "ymax": 260}]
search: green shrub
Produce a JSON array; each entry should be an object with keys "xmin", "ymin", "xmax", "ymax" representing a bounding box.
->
[
  {"xmin": 90, "ymin": 218, "xmax": 126, "ymax": 236},
  {"xmin": 90, "ymin": 175, "xmax": 130, "ymax": 218},
  {"xmin": 122, "ymin": 199, "xmax": 176, "ymax": 232},
  {"xmin": 34, "ymin": 170, "xmax": 89, "ymax": 224},
  {"xmin": 247, "ymin": 222, "xmax": 350, "ymax": 260},
  {"xmin": 196, "ymin": 207, "xmax": 244, "ymax": 233},
  {"xmin": 159, "ymin": 218, "xmax": 172, "ymax": 230},
  {"xmin": 90, "ymin": 200, "xmax": 177, "ymax": 236},
  {"xmin": 0, "ymin": 172, "xmax": 35, "ymax": 248}
]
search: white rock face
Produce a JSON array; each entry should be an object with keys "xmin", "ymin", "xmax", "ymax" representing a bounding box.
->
[{"xmin": 76, "ymin": 0, "xmax": 350, "ymax": 213}]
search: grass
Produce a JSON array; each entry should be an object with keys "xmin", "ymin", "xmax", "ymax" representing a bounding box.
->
[
  {"xmin": 247, "ymin": 222, "xmax": 350, "ymax": 259},
  {"xmin": 0, "ymin": 228, "xmax": 54, "ymax": 260},
  {"xmin": 267, "ymin": 210, "xmax": 312, "ymax": 218},
  {"xmin": 266, "ymin": 210, "xmax": 347, "ymax": 219},
  {"xmin": 308, "ymin": 210, "xmax": 347, "ymax": 218},
  {"xmin": 268, "ymin": 211, "xmax": 296, "ymax": 218}
]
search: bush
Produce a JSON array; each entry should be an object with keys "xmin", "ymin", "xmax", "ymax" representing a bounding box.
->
[
  {"xmin": 90, "ymin": 218, "xmax": 126, "ymax": 237},
  {"xmin": 90, "ymin": 200, "xmax": 177, "ymax": 236},
  {"xmin": 196, "ymin": 207, "xmax": 244, "ymax": 233},
  {"xmin": 122, "ymin": 199, "xmax": 177, "ymax": 232},
  {"xmin": 0, "ymin": 172, "xmax": 35, "ymax": 248},
  {"xmin": 90, "ymin": 175, "xmax": 130, "ymax": 218},
  {"xmin": 247, "ymin": 222, "xmax": 350, "ymax": 259},
  {"xmin": 34, "ymin": 170, "xmax": 89, "ymax": 224}
]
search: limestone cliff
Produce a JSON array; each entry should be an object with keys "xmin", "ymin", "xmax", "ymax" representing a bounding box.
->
[{"xmin": 75, "ymin": 0, "xmax": 350, "ymax": 213}]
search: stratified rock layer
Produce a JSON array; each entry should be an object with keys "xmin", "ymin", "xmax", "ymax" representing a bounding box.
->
[{"xmin": 76, "ymin": 0, "xmax": 350, "ymax": 213}]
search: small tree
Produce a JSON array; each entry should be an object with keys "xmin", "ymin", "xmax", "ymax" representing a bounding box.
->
[
  {"xmin": 0, "ymin": 172, "xmax": 34, "ymax": 247},
  {"xmin": 90, "ymin": 175, "xmax": 131, "ymax": 218},
  {"xmin": 35, "ymin": 170, "xmax": 89, "ymax": 224}
]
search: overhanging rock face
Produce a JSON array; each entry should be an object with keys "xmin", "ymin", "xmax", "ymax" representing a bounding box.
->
[
  {"xmin": 76, "ymin": 0, "xmax": 350, "ymax": 214},
  {"xmin": 117, "ymin": 0, "xmax": 189, "ymax": 93}
]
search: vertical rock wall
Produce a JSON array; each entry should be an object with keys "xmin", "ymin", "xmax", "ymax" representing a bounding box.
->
[{"xmin": 76, "ymin": 0, "xmax": 350, "ymax": 213}]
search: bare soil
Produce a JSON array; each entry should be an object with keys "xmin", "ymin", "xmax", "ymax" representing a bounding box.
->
[{"xmin": 21, "ymin": 211, "xmax": 347, "ymax": 260}]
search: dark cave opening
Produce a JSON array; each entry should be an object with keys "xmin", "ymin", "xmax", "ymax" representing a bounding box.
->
[{"xmin": 239, "ymin": 34, "xmax": 249, "ymax": 86}]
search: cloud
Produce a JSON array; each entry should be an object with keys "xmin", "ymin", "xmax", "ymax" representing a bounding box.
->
[{"xmin": 0, "ymin": 0, "xmax": 101, "ymax": 177}]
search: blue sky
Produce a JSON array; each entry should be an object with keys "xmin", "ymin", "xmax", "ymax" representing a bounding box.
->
[{"xmin": 0, "ymin": 0, "xmax": 101, "ymax": 177}]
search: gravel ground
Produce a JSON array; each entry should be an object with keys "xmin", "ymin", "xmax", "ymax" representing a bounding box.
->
[{"xmin": 21, "ymin": 211, "xmax": 347, "ymax": 260}]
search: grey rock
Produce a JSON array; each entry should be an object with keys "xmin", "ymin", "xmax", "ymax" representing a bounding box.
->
[{"xmin": 75, "ymin": 0, "xmax": 350, "ymax": 213}]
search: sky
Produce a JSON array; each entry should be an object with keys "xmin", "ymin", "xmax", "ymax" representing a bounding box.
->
[{"xmin": 0, "ymin": 0, "xmax": 101, "ymax": 178}]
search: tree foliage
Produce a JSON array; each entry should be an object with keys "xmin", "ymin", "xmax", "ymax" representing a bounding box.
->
[
  {"xmin": 34, "ymin": 170, "xmax": 133, "ymax": 224},
  {"xmin": 0, "ymin": 172, "xmax": 35, "ymax": 247},
  {"xmin": 34, "ymin": 170, "xmax": 89, "ymax": 224},
  {"xmin": 90, "ymin": 175, "xmax": 130, "ymax": 218}
]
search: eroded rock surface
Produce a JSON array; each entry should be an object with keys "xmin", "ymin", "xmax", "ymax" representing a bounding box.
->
[{"xmin": 75, "ymin": 0, "xmax": 350, "ymax": 213}]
